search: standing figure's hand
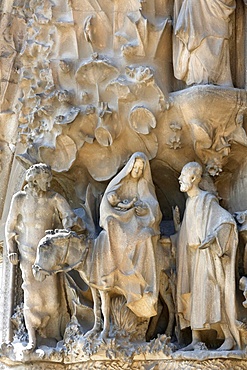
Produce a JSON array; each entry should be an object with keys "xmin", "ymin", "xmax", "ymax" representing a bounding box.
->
[{"xmin": 8, "ymin": 252, "xmax": 19, "ymax": 265}]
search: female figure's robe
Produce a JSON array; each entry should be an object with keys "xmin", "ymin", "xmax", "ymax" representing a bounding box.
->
[{"xmin": 89, "ymin": 152, "xmax": 162, "ymax": 318}]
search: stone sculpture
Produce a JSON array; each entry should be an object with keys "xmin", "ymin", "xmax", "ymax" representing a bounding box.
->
[
  {"xmin": 33, "ymin": 153, "xmax": 162, "ymax": 342},
  {"xmin": 2, "ymin": 0, "xmax": 247, "ymax": 368},
  {"xmin": 5, "ymin": 164, "xmax": 85, "ymax": 352},
  {"xmin": 176, "ymin": 162, "xmax": 240, "ymax": 350},
  {"xmin": 234, "ymin": 210, "xmax": 247, "ymax": 308},
  {"xmin": 33, "ymin": 229, "xmax": 174, "ymax": 344},
  {"xmin": 239, "ymin": 276, "xmax": 247, "ymax": 308},
  {"xmin": 89, "ymin": 152, "xmax": 162, "ymax": 320},
  {"xmin": 173, "ymin": 0, "xmax": 236, "ymax": 86},
  {"xmin": 32, "ymin": 152, "xmax": 175, "ymax": 344}
]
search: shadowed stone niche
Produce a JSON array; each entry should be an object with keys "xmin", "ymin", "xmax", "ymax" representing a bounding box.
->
[{"xmin": 1, "ymin": 0, "xmax": 247, "ymax": 369}]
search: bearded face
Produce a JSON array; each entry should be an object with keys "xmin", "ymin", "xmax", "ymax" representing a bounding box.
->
[{"xmin": 178, "ymin": 171, "xmax": 194, "ymax": 193}]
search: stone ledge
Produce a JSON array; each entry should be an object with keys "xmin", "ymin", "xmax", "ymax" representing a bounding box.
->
[
  {"xmin": 0, "ymin": 357, "xmax": 247, "ymax": 370},
  {"xmin": 0, "ymin": 348, "xmax": 247, "ymax": 369}
]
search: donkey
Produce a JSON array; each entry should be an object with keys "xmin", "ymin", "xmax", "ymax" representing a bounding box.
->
[
  {"xmin": 33, "ymin": 229, "xmax": 175, "ymax": 340},
  {"xmin": 33, "ymin": 229, "xmax": 110, "ymax": 340}
]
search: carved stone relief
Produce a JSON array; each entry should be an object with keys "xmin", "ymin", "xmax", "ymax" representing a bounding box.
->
[{"xmin": 1, "ymin": 0, "xmax": 247, "ymax": 369}]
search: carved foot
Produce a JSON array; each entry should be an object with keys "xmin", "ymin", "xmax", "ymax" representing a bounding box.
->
[
  {"xmin": 181, "ymin": 341, "xmax": 207, "ymax": 351},
  {"xmin": 23, "ymin": 342, "xmax": 35, "ymax": 354},
  {"xmin": 217, "ymin": 337, "xmax": 235, "ymax": 351},
  {"xmin": 181, "ymin": 341, "xmax": 199, "ymax": 351}
]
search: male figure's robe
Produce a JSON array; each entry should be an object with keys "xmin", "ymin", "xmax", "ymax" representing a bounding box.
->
[{"xmin": 176, "ymin": 191, "xmax": 240, "ymax": 346}]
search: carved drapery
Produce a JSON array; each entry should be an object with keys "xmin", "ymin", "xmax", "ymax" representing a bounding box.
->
[{"xmin": 1, "ymin": 0, "xmax": 247, "ymax": 368}]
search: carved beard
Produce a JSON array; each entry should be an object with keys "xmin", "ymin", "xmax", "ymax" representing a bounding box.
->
[{"xmin": 179, "ymin": 181, "xmax": 192, "ymax": 193}]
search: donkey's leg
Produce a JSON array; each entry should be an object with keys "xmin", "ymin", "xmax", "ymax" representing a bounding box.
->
[
  {"xmin": 23, "ymin": 322, "xmax": 36, "ymax": 353},
  {"xmin": 163, "ymin": 291, "xmax": 175, "ymax": 337},
  {"xmin": 159, "ymin": 272, "xmax": 175, "ymax": 337},
  {"xmin": 84, "ymin": 288, "xmax": 101, "ymax": 338},
  {"xmin": 24, "ymin": 328, "xmax": 36, "ymax": 352},
  {"xmin": 98, "ymin": 290, "xmax": 110, "ymax": 341}
]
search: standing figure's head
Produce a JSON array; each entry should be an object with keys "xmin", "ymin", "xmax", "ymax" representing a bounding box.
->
[
  {"xmin": 179, "ymin": 162, "xmax": 202, "ymax": 193},
  {"xmin": 26, "ymin": 163, "xmax": 52, "ymax": 192}
]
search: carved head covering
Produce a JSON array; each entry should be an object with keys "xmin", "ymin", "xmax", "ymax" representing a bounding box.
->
[
  {"xmin": 100, "ymin": 152, "xmax": 162, "ymax": 233},
  {"xmin": 104, "ymin": 152, "xmax": 150, "ymax": 191}
]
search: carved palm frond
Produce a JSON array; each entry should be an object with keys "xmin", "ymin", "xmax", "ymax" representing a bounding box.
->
[{"xmin": 111, "ymin": 296, "xmax": 136, "ymax": 337}]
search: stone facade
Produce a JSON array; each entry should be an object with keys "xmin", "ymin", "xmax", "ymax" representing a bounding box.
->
[{"xmin": 0, "ymin": 0, "xmax": 247, "ymax": 368}]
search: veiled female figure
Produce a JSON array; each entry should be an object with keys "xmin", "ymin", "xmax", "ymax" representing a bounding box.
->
[{"xmin": 89, "ymin": 152, "xmax": 162, "ymax": 318}]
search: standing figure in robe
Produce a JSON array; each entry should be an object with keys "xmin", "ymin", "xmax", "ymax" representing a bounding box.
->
[
  {"xmin": 173, "ymin": 0, "xmax": 236, "ymax": 86},
  {"xmin": 176, "ymin": 162, "xmax": 240, "ymax": 350}
]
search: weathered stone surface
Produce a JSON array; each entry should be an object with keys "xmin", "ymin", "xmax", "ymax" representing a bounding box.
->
[{"xmin": 0, "ymin": 0, "xmax": 247, "ymax": 368}]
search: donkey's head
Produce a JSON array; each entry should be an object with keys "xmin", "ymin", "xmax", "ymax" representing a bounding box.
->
[{"xmin": 33, "ymin": 229, "xmax": 83, "ymax": 281}]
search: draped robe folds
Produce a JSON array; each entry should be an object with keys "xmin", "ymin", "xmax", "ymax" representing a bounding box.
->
[
  {"xmin": 173, "ymin": 0, "xmax": 236, "ymax": 86},
  {"xmin": 89, "ymin": 152, "xmax": 162, "ymax": 318},
  {"xmin": 177, "ymin": 191, "xmax": 240, "ymax": 347}
]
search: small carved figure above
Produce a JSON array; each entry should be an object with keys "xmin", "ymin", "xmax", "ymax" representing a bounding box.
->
[
  {"xmin": 76, "ymin": 55, "xmax": 119, "ymax": 102},
  {"xmin": 173, "ymin": 0, "xmax": 236, "ymax": 86},
  {"xmin": 167, "ymin": 122, "xmax": 182, "ymax": 149}
]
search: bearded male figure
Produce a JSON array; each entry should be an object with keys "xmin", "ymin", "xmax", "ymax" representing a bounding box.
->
[
  {"xmin": 176, "ymin": 162, "xmax": 240, "ymax": 351},
  {"xmin": 6, "ymin": 163, "xmax": 85, "ymax": 352}
]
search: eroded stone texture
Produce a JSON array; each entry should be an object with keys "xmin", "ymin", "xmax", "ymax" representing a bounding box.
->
[{"xmin": 0, "ymin": 0, "xmax": 247, "ymax": 368}]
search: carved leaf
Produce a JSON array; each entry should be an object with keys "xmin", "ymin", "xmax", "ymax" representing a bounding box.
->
[
  {"xmin": 111, "ymin": 296, "xmax": 137, "ymax": 337},
  {"xmin": 55, "ymin": 107, "xmax": 80, "ymax": 125},
  {"xmin": 76, "ymin": 57, "xmax": 118, "ymax": 86},
  {"xmin": 106, "ymin": 78, "xmax": 131, "ymax": 100},
  {"xmin": 82, "ymin": 145, "xmax": 122, "ymax": 181},
  {"xmin": 39, "ymin": 134, "xmax": 77, "ymax": 172},
  {"xmin": 189, "ymin": 120, "xmax": 212, "ymax": 148},
  {"xmin": 129, "ymin": 106, "xmax": 156, "ymax": 134}
]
